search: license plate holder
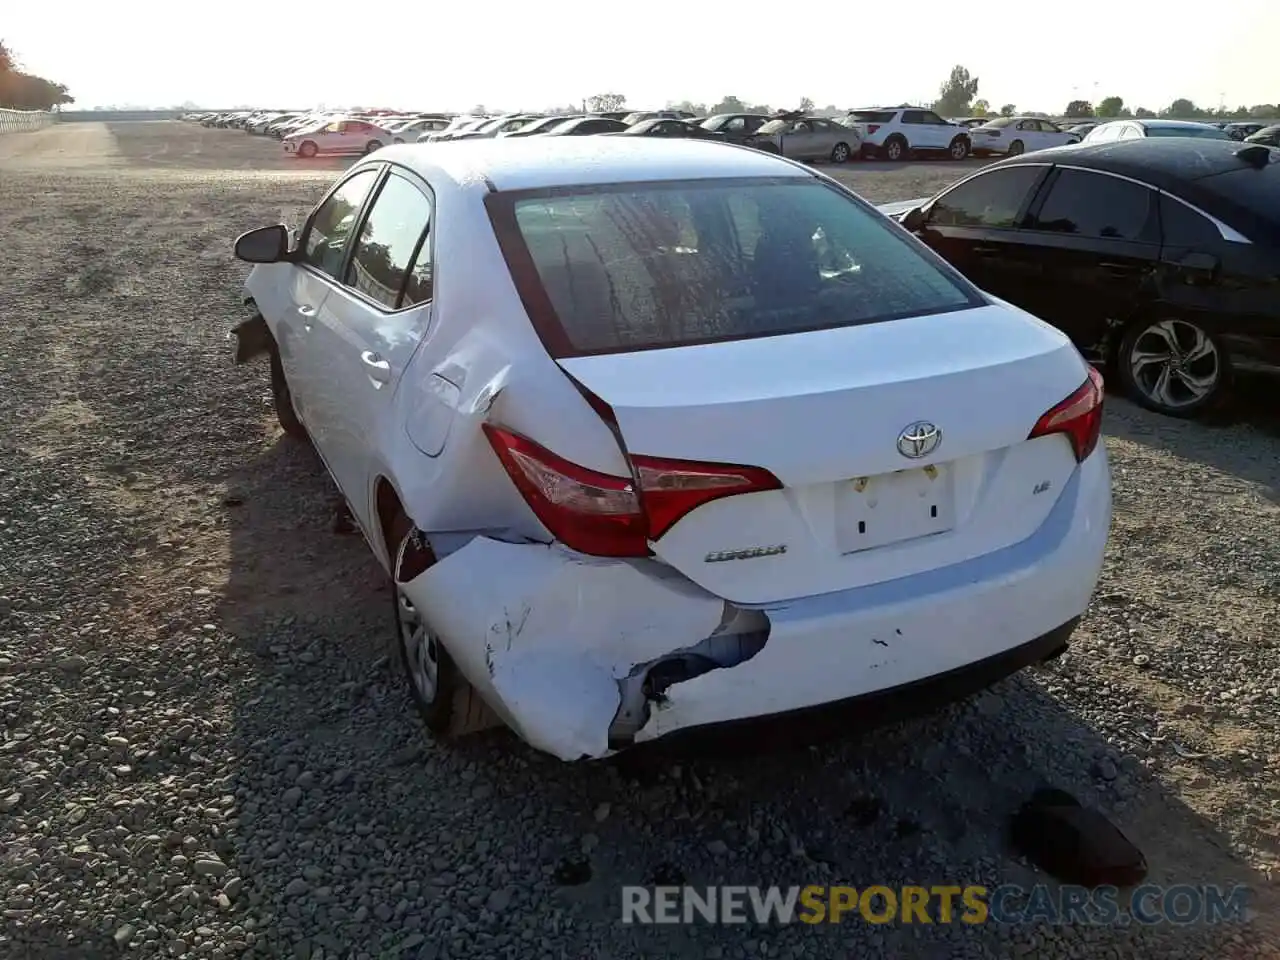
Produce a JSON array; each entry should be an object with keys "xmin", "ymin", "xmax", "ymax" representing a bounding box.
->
[{"xmin": 836, "ymin": 464, "xmax": 956, "ymax": 554}]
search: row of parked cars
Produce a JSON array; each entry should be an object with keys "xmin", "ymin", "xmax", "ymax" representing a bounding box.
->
[{"xmin": 183, "ymin": 106, "xmax": 1100, "ymax": 163}]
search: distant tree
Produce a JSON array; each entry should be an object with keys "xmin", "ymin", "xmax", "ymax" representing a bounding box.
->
[
  {"xmin": 670, "ymin": 100, "xmax": 707, "ymax": 116},
  {"xmin": 0, "ymin": 39, "xmax": 73, "ymax": 110},
  {"xmin": 999, "ymin": 103, "xmax": 1016, "ymax": 117},
  {"xmin": 798, "ymin": 96, "xmax": 815, "ymax": 112},
  {"xmin": 971, "ymin": 98, "xmax": 990, "ymax": 116},
  {"xmin": 932, "ymin": 65, "xmax": 979, "ymax": 117},
  {"xmin": 708, "ymin": 95, "xmax": 748, "ymax": 116},
  {"xmin": 470, "ymin": 104, "xmax": 487, "ymax": 115},
  {"xmin": 586, "ymin": 92, "xmax": 627, "ymax": 113},
  {"xmin": 1162, "ymin": 98, "xmax": 1199, "ymax": 118},
  {"xmin": 1096, "ymin": 96, "xmax": 1125, "ymax": 118},
  {"xmin": 1248, "ymin": 104, "xmax": 1276, "ymax": 119},
  {"xmin": 745, "ymin": 102, "xmax": 773, "ymax": 115},
  {"xmin": 1064, "ymin": 100, "xmax": 1094, "ymax": 118},
  {"xmin": 1134, "ymin": 106, "xmax": 1156, "ymax": 118}
]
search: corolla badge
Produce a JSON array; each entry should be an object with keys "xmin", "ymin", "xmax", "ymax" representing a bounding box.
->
[{"xmin": 897, "ymin": 421, "xmax": 942, "ymax": 459}]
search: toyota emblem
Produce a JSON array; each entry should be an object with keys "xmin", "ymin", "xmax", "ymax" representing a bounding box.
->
[{"xmin": 897, "ymin": 421, "xmax": 942, "ymax": 459}]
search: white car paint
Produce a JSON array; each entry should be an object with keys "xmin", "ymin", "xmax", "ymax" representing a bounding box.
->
[
  {"xmin": 240, "ymin": 137, "xmax": 1112, "ymax": 761},
  {"xmin": 969, "ymin": 116, "xmax": 1080, "ymax": 155},
  {"xmin": 283, "ymin": 118, "xmax": 393, "ymax": 157}
]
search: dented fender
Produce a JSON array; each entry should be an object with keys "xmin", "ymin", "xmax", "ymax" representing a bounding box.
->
[{"xmin": 397, "ymin": 536, "xmax": 729, "ymax": 760}]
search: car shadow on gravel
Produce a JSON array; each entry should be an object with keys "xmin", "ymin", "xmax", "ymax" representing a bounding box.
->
[
  {"xmin": 212, "ymin": 432, "xmax": 1277, "ymax": 958},
  {"xmin": 1104, "ymin": 384, "xmax": 1280, "ymax": 503}
]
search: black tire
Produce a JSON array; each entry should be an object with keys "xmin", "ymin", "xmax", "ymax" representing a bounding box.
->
[
  {"xmin": 948, "ymin": 136, "xmax": 971, "ymax": 160},
  {"xmin": 390, "ymin": 525, "xmax": 498, "ymax": 738},
  {"xmin": 881, "ymin": 136, "xmax": 908, "ymax": 161},
  {"xmin": 1007, "ymin": 139, "xmax": 1025, "ymax": 156},
  {"xmin": 365, "ymin": 139, "xmax": 383, "ymax": 154},
  {"xmin": 268, "ymin": 350, "xmax": 309, "ymax": 440},
  {"xmin": 1116, "ymin": 317, "xmax": 1229, "ymax": 419},
  {"xmin": 297, "ymin": 140, "xmax": 318, "ymax": 158},
  {"xmin": 830, "ymin": 141, "xmax": 851, "ymax": 163}
]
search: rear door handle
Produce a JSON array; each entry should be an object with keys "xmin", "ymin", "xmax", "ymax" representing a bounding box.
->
[{"xmin": 361, "ymin": 351, "xmax": 391, "ymax": 385}]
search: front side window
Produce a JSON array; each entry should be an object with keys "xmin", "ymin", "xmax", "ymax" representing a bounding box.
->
[
  {"xmin": 929, "ymin": 166, "xmax": 1045, "ymax": 228},
  {"xmin": 301, "ymin": 169, "xmax": 381, "ymax": 277},
  {"xmin": 492, "ymin": 179, "xmax": 980, "ymax": 355},
  {"xmin": 1026, "ymin": 170, "xmax": 1155, "ymax": 240},
  {"xmin": 344, "ymin": 173, "xmax": 434, "ymax": 310}
]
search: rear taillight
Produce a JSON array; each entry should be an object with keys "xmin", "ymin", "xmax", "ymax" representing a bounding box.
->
[
  {"xmin": 867, "ymin": 124, "xmax": 881, "ymax": 135},
  {"xmin": 1028, "ymin": 366, "xmax": 1105, "ymax": 462},
  {"xmin": 482, "ymin": 425, "xmax": 781, "ymax": 557}
]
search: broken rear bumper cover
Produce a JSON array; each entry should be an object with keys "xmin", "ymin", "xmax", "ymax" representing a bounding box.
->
[{"xmin": 400, "ymin": 451, "xmax": 1110, "ymax": 761}]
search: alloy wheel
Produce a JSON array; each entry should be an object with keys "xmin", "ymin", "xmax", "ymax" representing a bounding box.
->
[
  {"xmin": 1127, "ymin": 319, "xmax": 1221, "ymax": 411},
  {"xmin": 397, "ymin": 588, "xmax": 439, "ymax": 705}
]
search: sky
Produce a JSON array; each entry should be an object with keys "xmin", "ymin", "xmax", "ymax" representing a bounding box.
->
[{"xmin": 6, "ymin": 0, "xmax": 1277, "ymax": 113}]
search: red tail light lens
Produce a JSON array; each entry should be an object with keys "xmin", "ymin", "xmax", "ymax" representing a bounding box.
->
[
  {"xmin": 1028, "ymin": 366, "xmax": 1105, "ymax": 462},
  {"xmin": 482, "ymin": 425, "xmax": 782, "ymax": 557},
  {"xmin": 631, "ymin": 457, "xmax": 783, "ymax": 540},
  {"xmin": 867, "ymin": 124, "xmax": 881, "ymax": 135}
]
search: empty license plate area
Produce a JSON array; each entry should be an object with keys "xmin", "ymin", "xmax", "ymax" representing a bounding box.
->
[{"xmin": 835, "ymin": 464, "xmax": 956, "ymax": 554}]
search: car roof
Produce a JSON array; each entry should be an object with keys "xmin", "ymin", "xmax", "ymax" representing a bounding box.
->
[
  {"xmin": 1134, "ymin": 119, "xmax": 1220, "ymax": 129},
  {"xmin": 374, "ymin": 136, "xmax": 809, "ymax": 192},
  {"xmin": 1002, "ymin": 137, "xmax": 1257, "ymax": 182}
]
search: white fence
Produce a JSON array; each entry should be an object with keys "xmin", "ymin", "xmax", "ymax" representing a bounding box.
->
[{"xmin": 0, "ymin": 108, "xmax": 54, "ymax": 133}]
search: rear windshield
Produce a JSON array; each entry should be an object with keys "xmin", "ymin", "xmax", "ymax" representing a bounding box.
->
[
  {"xmin": 489, "ymin": 179, "xmax": 981, "ymax": 356},
  {"xmin": 982, "ymin": 117, "xmax": 1015, "ymax": 128},
  {"xmin": 851, "ymin": 110, "xmax": 896, "ymax": 123},
  {"xmin": 1199, "ymin": 160, "xmax": 1280, "ymax": 229}
]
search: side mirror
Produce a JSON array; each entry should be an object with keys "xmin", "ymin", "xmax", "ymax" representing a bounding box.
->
[
  {"xmin": 234, "ymin": 224, "xmax": 291, "ymax": 264},
  {"xmin": 901, "ymin": 206, "xmax": 926, "ymax": 232}
]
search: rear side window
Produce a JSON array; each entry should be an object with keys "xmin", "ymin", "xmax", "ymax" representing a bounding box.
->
[
  {"xmin": 1198, "ymin": 163, "xmax": 1279, "ymax": 233},
  {"xmin": 930, "ymin": 166, "xmax": 1045, "ymax": 229},
  {"xmin": 491, "ymin": 179, "xmax": 980, "ymax": 356},
  {"xmin": 343, "ymin": 173, "xmax": 434, "ymax": 309},
  {"xmin": 851, "ymin": 110, "xmax": 895, "ymax": 123},
  {"xmin": 1026, "ymin": 169, "xmax": 1155, "ymax": 241}
]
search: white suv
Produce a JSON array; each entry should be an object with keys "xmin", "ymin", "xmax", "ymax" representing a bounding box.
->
[{"xmin": 849, "ymin": 107, "xmax": 972, "ymax": 161}]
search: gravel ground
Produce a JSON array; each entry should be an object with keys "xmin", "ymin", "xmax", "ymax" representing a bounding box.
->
[{"xmin": 1, "ymin": 121, "xmax": 1278, "ymax": 960}]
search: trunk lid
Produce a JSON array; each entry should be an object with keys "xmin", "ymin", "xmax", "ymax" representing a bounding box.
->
[{"xmin": 557, "ymin": 305, "xmax": 1091, "ymax": 605}]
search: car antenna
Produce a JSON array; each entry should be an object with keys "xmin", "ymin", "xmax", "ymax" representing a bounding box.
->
[{"xmin": 1234, "ymin": 144, "xmax": 1272, "ymax": 169}]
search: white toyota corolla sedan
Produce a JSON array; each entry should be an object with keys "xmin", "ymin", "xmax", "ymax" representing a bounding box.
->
[{"xmin": 231, "ymin": 137, "xmax": 1112, "ymax": 761}]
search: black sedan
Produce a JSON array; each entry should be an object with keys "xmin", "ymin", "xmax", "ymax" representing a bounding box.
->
[
  {"xmin": 533, "ymin": 116, "xmax": 630, "ymax": 137},
  {"xmin": 609, "ymin": 118, "xmax": 726, "ymax": 140},
  {"xmin": 1245, "ymin": 125, "xmax": 1280, "ymax": 147},
  {"xmin": 883, "ymin": 139, "xmax": 1279, "ymax": 418}
]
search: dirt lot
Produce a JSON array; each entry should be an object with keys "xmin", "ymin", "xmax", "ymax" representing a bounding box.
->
[{"xmin": 1, "ymin": 121, "xmax": 1279, "ymax": 960}]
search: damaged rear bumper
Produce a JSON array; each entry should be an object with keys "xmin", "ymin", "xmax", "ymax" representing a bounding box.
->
[{"xmin": 400, "ymin": 450, "xmax": 1109, "ymax": 761}]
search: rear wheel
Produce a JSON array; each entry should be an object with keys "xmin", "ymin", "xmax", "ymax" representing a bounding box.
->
[
  {"xmin": 365, "ymin": 139, "xmax": 383, "ymax": 154},
  {"xmin": 268, "ymin": 350, "xmax": 308, "ymax": 440},
  {"xmin": 1007, "ymin": 139, "xmax": 1025, "ymax": 156},
  {"xmin": 1117, "ymin": 318, "xmax": 1227, "ymax": 418},
  {"xmin": 830, "ymin": 141, "xmax": 851, "ymax": 163},
  {"xmin": 882, "ymin": 136, "xmax": 908, "ymax": 161},
  {"xmin": 949, "ymin": 136, "xmax": 971, "ymax": 160},
  {"xmin": 390, "ymin": 525, "xmax": 497, "ymax": 738},
  {"xmin": 297, "ymin": 140, "xmax": 318, "ymax": 158}
]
